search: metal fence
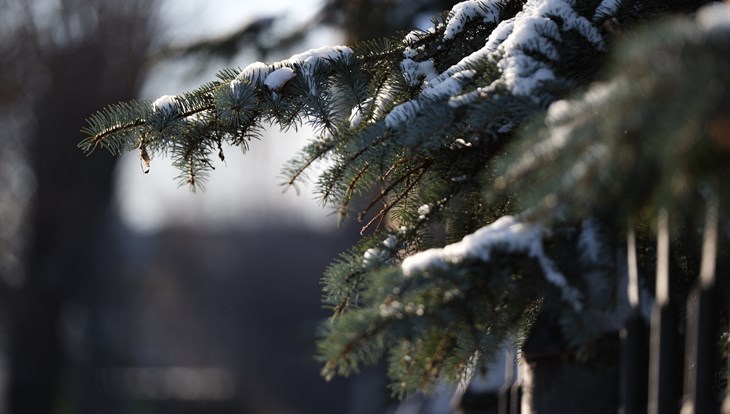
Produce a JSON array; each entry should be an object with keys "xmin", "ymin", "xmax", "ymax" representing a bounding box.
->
[{"xmin": 456, "ymin": 204, "xmax": 728, "ymax": 414}]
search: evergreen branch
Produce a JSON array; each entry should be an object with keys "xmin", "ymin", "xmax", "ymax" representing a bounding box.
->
[
  {"xmin": 357, "ymin": 161, "xmax": 430, "ymax": 223},
  {"xmin": 79, "ymin": 119, "xmax": 147, "ymax": 154},
  {"xmin": 360, "ymin": 164, "xmax": 428, "ymax": 235},
  {"xmin": 280, "ymin": 138, "xmax": 337, "ymax": 193},
  {"xmin": 337, "ymin": 163, "xmax": 370, "ymax": 222}
]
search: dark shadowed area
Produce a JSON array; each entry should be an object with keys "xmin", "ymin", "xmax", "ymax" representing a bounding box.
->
[{"xmin": 0, "ymin": 0, "xmax": 459, "ymax": 412}]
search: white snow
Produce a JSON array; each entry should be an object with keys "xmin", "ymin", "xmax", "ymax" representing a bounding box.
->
[
  {"xmin": 383, "ymin": 235, "xmax": 399, "ymax": 249},
  {"xmin": 387, "ymin": 0, "xmax": 613, "ymax": 127},
  {"xmin": 280, "ymin": 45, "xmax": 353, "ymax": 67},
  {"xmin": 400, "ymin": 58, "xmax": 438, "ymax": 86},
  {"xmin": 404, "ymin": 29, "xmax": 425, "ymax": 44},
  {"xmin": 264, "ymin": 67, "xmax": 296, "ymax": 91},
  {"xmin": 350, "ymin": 82, "xmax": 397, "ymax": 128},
  {"xmin": 234, "ymin": 46, "xmax": 352, "ymax": 94},
  {"xmin": 454, "ymin": 138, "xmax": 472, "ymax": 147},
  {"xmin": 152, "ymin": 95, "xmax": 177, "ymax": 114},
  {"xmin": 423, "ymin": 70, "xmax": 475, "ymax": 99},
  {"xmin": 593, "ymin": 0, "xmax": 622, "ymax": 22},
  {"xmin": 349, "ymin": 105, "xmax": 366, "ymax": 129},
  {"xmin": 417, "ymin": 204, "xmax": 431, "ymax": 220},
  {"xmin": 279, "ymin": 45, "xmax": 351, "ymax": 95},
  {"xmin": 443, "ymin": 0, "xmax": 604, "ymax": 102},
  {"xmin": 384, "ymin": 100, "xmax": 421, "ymax": 129},
  {"xmin": 363, "ymin": 247, "xmax": 388, "ymax": 268},
  {"xmin": 236, "ymin": 61, "xmax": 271, "ymax": 85},
  {"xmin": 401, "ymin": 216, "xmax": 582, "ymax": 310},
  {"xmin": 384, "ymin": 69, "xmax": 474, "ymax": 128},
  {"xmin": 444, "ymin": 0, "xmax": 507, "ymax": 40}
]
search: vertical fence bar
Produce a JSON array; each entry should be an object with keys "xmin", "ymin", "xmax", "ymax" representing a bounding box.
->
[
  {"xmin": 649, "ymin": 210, "xmax": 682, "ymax": 414},
  {"xmin": 682, "ymin": 197, "xmax": 720, "ymax": 414},
  {"xmin": 498, "ymin": 347, "xmax": 515, "ymax": 414},
  {"xmin": 623, "ymin": 226, "xmax": 649, "ymax": 414},
  {"xmin": 724, "ymin": 347, "xmax": 729, "ymax": 414},
  {"xmin": 509, "ymin": 374, "xmax": 520, "ymax": 414}
]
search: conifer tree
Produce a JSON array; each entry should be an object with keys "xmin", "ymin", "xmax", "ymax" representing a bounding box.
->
[{"xmin": 80, "ymin": 0, "xmax": 729, "ymax": 398}]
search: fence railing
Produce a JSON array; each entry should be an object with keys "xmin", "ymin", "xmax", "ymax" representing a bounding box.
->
[{"xmin": 456, "ymin": 202, "xmax": 728, "ymax": 414}]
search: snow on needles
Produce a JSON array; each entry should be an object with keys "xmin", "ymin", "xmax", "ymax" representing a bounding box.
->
[
  {"xmin": 233, "ymin": 46, "xmax": 352, "ymax": 92},
  {"xmin": 444, "ymin": 0, "xmax": 507, "ymax": 40},
  {"xmin": 593, "ymin": 0, "xmax": 623, "ymax": 22},
  {"xmin": 401, "ymin": 216, "xmax": 582, "ymax": 310},
  {"xmin": 491, "ymin": 0, "xmax": 604, "ymax": 97},
  {"xmin": 152, "ymin": 95, "xmax": 177, "ymax": 115},
  {"xmin": 264, "ymin": 67, "xmax": 296, "ymax": 91},
  {"xmin": 385, "ymin": 0, "xmax": 613, "ymax": 130}
]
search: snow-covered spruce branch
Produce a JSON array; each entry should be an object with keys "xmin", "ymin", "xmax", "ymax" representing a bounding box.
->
[{"xmin": 77, "ymin": 0, "xmax": 719, "ymax": 397}]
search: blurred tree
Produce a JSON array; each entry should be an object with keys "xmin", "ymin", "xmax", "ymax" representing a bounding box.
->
[
  {"xmin": 0, "ymin": 0, "xmax": 157, "ymax": 412},
  {"xmin": 152, "ymin": 0, "xmax": 459, "ymax": 63}
]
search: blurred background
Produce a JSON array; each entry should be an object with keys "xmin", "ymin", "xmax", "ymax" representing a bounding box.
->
[{"xmin": 0, "ymin": 0, "xmax": 456, "ymax": 413}]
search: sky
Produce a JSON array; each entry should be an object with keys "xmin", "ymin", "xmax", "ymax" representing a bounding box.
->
[{"xmin": 115, "ymin": 0, "xmax": 342, "ymax": 233}]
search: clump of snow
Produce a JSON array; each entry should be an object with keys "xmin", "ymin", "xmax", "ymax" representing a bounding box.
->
[
  {"xmin": 350, "ymin": 82, "xmax": 398, "ymax": 128},
  {"xmin": 349, "ymin": 106, "xmax": 366, "ymax": 129},
  {"xmin": 444, "ymin": 0, "xmax": 605, "ymax": 103},
  {"xmin": 280, "ymin": 45, "xmax": 352, "ymax": 95},
  {"xmin": 384, "ymin": 70, "xmax": 474, "ymax": 128},
  {"xmin": 422, "ymin": 70, "xmax": 475, "ymax": 100},
  {"xmin": 404, "ymin": 29, "xmax": 425, "ymax": 44},
  {"xmin": 363, "ymin": 247, "xmax": 389, "ymax": 268},
  {"xmin": 236, "ymin": 61, "xmax": 271, "ymax": 85},
  {"xmin": 444, "ymin": 0, "xmax": 507, "ymax": 40},
  {"xmin": 280, "ymin": 45, "xmax": 353, "ymax": 67},
  {"xmin": 418, "ymin": 204, "xmax": 431, "ymax": 220},
  {"xmin": 401, "ymin": 58, "xmax": 438, "ymax": 86},
  {"xmin": 229, "ymin": 79, "xmax": 243, "ymax": 95},
  {"xmin": 264, "ymin": 67, "xmax": 296, "ymax": 91},
  {"xmin": 152, "ymin": 95, "xmax": 177, "ymax": 115},
  {"xmin": 385, "ymin": 101, "xmax": 421, "ymax": 129},
  {"xmin": 401, "ymin": 216, "xmax": 582, "ymax": 310},
  {"xmin": 385, "ymin": 0, "xmax": 611, "ymax": 127},
  {"xmin": 454, "ymin": 138, "xmax": 472, "ymax": 148},
  {"xmin": 234, "ymin": 46, "xmax": 352, "ymax": 95},
  {"xmin": 593, "ymin": 0, "xmax": 622, "ymax": 22},
  {"xmin": 488, "ymin": 0, "xmax": 604, "ymax": 97},
  {"xmin": 383, "ymin": 235, "xmax": 399, "ymax": 250}
]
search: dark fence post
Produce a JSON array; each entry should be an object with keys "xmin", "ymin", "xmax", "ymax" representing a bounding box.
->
[
  {"xmin": 623, "ymin": 310, "xmax": 650, "ymax": 414},
  {"xmin": 681, "ymin": 198, "xmax": 720, "ymax": 414},
  {"xmin": 648, "ymin": 303, "xmax": 681, "ymax": 414},
  {"xmin": 724, "ymin": 345, "xmax": 729, "ymax": 414},
  {"xmin": 498, "ymin": 347, "xmax": 515, "ymax": 414},
  {"xmin": 623, "ymin": 227, "xmax": 649, "ymax": 414},
  {"xmin": 510, "ymin": 365, "xmax": 522, "ymax": 414},
  {"xmin": 648, "ymin": 211, "xmax": 682, "ymax": 414}
]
